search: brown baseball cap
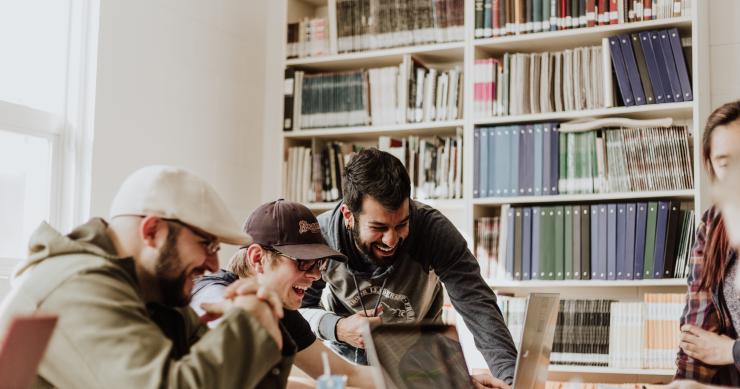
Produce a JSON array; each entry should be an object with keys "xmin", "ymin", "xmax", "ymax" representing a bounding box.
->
[{"xmin": 243, "ymin": 199, "xmax": 346, "ymax": 262}]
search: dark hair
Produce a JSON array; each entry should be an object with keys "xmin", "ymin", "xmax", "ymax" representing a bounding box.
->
[
  {"xmin": 699, "ymin": 100, "xmax": 740, "ymax": 291},
  {"xmin": 342, "ymin": 148, "xmax": 411, "ymax": 214}
]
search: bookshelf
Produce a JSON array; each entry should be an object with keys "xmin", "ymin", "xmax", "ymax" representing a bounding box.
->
[{"xmin": 275, "ymin": 0, "xmax": 710, "ymax": 383}]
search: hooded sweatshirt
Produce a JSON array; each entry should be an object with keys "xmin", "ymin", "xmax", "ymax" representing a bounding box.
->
[
  {"xmin": 0, "ymin": 218, "xmax": 289, "ymax": 389},
  {"xmin": 299, "ymin": 201, "xmax": 517, "ymax": 383}
]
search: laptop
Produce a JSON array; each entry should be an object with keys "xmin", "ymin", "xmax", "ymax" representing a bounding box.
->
[
  {"xmin": 0, "ymin": 315, "xmax": 58, "ymax": 389},
  {"xmin": 363, "ymin": 293, "xmax": 560, "ymax": 389}
]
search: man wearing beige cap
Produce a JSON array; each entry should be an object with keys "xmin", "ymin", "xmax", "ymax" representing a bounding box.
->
[{"xmin": 0, "ymin": 165, "xmax": 287, "ymax": 388}]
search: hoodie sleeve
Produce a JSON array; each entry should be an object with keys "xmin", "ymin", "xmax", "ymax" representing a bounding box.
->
[
  {"xmin": 37, "ymin": 267, "xmax": 283, "ymax": 389},
  {"xmin": 418, "ymin": 207, "xmax": 518, "ymax": 384}
]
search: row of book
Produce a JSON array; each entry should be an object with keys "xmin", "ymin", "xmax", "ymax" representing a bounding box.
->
[
  {"xmin": 473, "ymin": 45, "xmax": 608, "ymax": 118},
  {"xmin": 475, "ymin": 201, "xmax": 695, "ymax": 281},
  {"xmin": 335, "ymin": 0, "xmax": 464, "ymax": 54},
  {"xmin": 473, "ymin": 123, "xmax": 693, "ymax": 198},
  {"xmin": 474, "ymin": 0, "xmax": 692, "ymax": 39},
  {"xmin": 284, "ymin": 134, "xmax": 463, "ymax": 203},
  {"xmin": 286, "ymin": 17, "xmax": 329, "ymax": 59},
  {"xmin": 283, "ymin": 57, "xmax": 463, "ymax": 131},
  {"xmin": 379, "ymin": 132, "xmax": 464, "ymax": 200},
  {"xmin": 284, "ymin": 143, "xmax": 354, "ymax": 203},
  {"xmin": 609, "ymin": 28, "xmax": 692, "ymax": 107},
  {"xmin": 498, "ymin": 293, "xmax": 684, "ymax": 369}
]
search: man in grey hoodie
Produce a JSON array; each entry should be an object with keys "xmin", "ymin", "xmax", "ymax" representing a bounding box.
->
[{"xmin": 299, "ymin": 149, "xmax": 518, "ymax": 387}]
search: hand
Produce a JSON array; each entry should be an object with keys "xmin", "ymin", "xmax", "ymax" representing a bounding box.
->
[
  {"xmin": 680, "ymin": 324, "xmax": 735, "ymax": 365},
  {"xmin": 471, "ymin": 373, "xmax": 511, "ymax": 389},
  {"xmin": 222, "ymin": 278, "xmax": 284, "ymax": 319},
  {"xmin": 336, "ymin": 307, "xmax": 383, "ymax": 348}
]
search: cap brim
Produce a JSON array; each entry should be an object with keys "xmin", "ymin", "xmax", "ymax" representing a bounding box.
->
[
  {"xmin": 272, "ymin": 243, "xmax": 347, "ymax": 262},
  {"xmin": 217, "ymin": 230, "xmax": 253, "ymax": 246}
]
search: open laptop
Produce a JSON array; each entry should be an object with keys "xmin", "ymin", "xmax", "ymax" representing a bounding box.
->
[
  {"xmin": 363, "ymin": 293, "xmax": 560, "ymax": 389},
  {"xmin": 0, "ymin": 315, "xmax": 58, "ymax": 389}
]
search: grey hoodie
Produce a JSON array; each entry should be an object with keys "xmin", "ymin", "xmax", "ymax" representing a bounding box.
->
[
  {"xmin": 0, "ymin": 218, "xmax": 288, "ymax": 389},
  {"xmin": 299, "ymin": 201, "xmax": 517, "ymax": 383}
]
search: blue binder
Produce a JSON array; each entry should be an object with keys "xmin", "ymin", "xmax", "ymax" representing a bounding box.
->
[
  {"xmin": 618, "ymin": 34, "xmax": 647, "ymax": 105},
  {"xmin": 638, "ymin": 31, "xmax": 667, "ymax": 104},
  {"xmin": 668, "ymin": 28, "xmax": 693, "ymax": 101},
  {"xmin": 608, "ymin": 36, "xmax": 635, "ymax": 106}
]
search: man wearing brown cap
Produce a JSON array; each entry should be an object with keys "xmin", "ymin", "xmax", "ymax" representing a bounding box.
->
[
  {"xmin": 190, "ymin": 199, "xmax": 374, "ymax": 388},
  {"xmin": 0, "ymin": 166, "xmax": 287, "ymax": 388}
]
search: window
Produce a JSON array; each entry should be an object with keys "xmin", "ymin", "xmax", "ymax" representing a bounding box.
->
[{"xmin": 0, "ymin": 0, "xmax": 99, "ymax": 293}]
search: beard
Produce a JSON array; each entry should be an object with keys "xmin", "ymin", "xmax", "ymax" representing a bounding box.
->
[
  {"xmin": 154, "ymin": 229, "xmax": 190, "ymax": 307},
  {"xmin": 350, "ymin": 218, "xmax": 404, "ymax": 267}
]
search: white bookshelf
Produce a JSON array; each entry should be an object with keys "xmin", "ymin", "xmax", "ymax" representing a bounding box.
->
[{"xmin": 276, "ymin": 0, "xmax": 710, "ymax": 383}]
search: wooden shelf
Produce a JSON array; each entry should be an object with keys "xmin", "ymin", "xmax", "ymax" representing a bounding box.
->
[
  {"xmin": 285, "ymin": 41, "xmax": 465, "ymax": 71},
  {"xmin": 548, "ymin": 365, "xmax": 675, "ymax": 376},
  {"xmin": 490, "ymin": 278, "xmax": 687, "ymax": 288},
  {"xmin": 304, "ymin": 198, "xmax": 465, "ymax": 211},
  {"xmin": 283, "ymin": 120, "xmax": 463, "ymax": 140},
  {"xmin": 475, "ymin": 17, "xmax": 692, "ymax": 54},
  {"xmin": 473, "ymin": 189, "xmax": 695, "ymax": 206},
  {"xmin": 474, "ymin": 102, "xmax": 693, "ymax": 126}
]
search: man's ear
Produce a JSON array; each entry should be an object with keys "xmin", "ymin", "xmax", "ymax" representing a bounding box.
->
[
  {"xmin": 139, "ymin": 216, "xmax": 167, "ymax": 249},
  {"xmin": 339, "ymin": 204, "xmax": 354, "ymax": 229},
  {"xmin": 246, "ymin": 243, "xmax": 265, "ymax": 273}
]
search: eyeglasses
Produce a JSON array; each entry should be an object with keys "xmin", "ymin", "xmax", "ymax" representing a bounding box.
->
[
  {"xmin": 265, "ymin": 247, "xmax": 328, "ymax": 273},
  {"xmin": 166, "ymin": 219, "xmax": 221, "ymax": 256}
]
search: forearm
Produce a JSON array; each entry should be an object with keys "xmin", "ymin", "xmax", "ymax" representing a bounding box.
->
[{"xmin": 299, "ymin": 307, "xmax": 343, "ymax": 341}]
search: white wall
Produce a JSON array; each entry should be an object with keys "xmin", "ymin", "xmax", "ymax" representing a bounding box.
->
[
  {"xmin": 91, "ymin": 0, "xmax": 268, "ymax": 260},
  {"xmin": 709, "ymin": 0, "xmax": 740, "ymax": 110}
]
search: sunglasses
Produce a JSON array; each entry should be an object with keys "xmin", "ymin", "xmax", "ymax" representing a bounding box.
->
[{"xmin": 265, "ymin": 247, "xmax": 329, "ymax": 273}]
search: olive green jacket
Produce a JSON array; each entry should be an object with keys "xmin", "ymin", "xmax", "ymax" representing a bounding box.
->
[{"xmin": 0, "ymin": 218, "xmax": 291, "ymax": 389}]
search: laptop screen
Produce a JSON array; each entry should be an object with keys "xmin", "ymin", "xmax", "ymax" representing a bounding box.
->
[{"xmin": 365, "ymin": 323, "xmax": 475, "ymax": 389}]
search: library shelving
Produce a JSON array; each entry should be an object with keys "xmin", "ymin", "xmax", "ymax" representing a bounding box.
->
[{"xmin": 276, "ymin": 0, "xmax": 710, "ymax": 383}]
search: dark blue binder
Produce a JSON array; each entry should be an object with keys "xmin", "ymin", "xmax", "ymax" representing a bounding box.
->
[
  {"xmin": 480, "ymin": 128, "xmax": 489, "ymax": 198},
  {"xmin": 638, "ymin": 31, "xmax": 668, "ymax": 104},
  {"xmin": 506, "ymin": 207, "xmax": 515, "ymax": 280},
  {"xmin": 534, "ymin": 124, "xmax": 544, "ymax": 196},
  {"xmin": 494, "ymin": 127, "xmax": 511, "ymax": 197},
  {"xmin": 616, "ymin": 203, "xmax": 627, "ymax": 279},
  {"xmin": 668, "ymin": 28, "xmax": 693, "ymax": 101},
  {"xmin": 474, "ymin": 128, "xmax": 481, "ymax": 198},
  {"xmin": 658, "ymin": 29, "xmax": 684, "ymax": 102},
  {"xmin": 625, "ymin": 203, "xmax": 637, "ymax": 280},
  {"xmin": 542, "ymin": 123, "xmax": 552, "ymax": 195},
  {"xmin": 598, "ymin": 204, "xmax": 608, "ymax": 280},
  {"xmin": 662, "ymin": 201, "xmax": 682, "ymax": 278},
  {"xmin": 510, "ymin": 126, "xmax": 520, "ymax": 197},
  {"xmin": 650, "ymin": 30, "xmax": 679, "ymax": 103},
  {"xmin": 652, "ymin": 201, "xmax": 670, "ymax": 279},
  {"xmin": 618, "ymin": 34, "xmax": 647, "ymax": 105},
  {"xmin": 488, "ymin": 127, "xmax": 498, "ymax": 197},
  {"xmin": 531, "ymin": 206, "xmax": 542, "ymax": 280},
  {"xmin": 609, "ymin": 36, "xmax": 635, "ymax": 106},
  {"xmin": 522, "ymin": 208, "xmax": 532, "ymax": 280},
  {"xmin": 607, "ymin": 203, "xmax": 617, "ymax": 280},
  {"xmin": 518, "ymin": 126, "xmax": 530, "ymax": 196},
  {"xmin": 590, "ymin": 205, "xmax": 599, "ymax": 279},
  {"xmin": 634, "ymin": 203, "xmax": 647, "ymax": 279}
]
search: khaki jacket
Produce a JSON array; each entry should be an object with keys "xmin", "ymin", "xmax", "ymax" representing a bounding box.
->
[{"xmin": 0, "ymin": 218, "xmax": 291, "ymax": 389}]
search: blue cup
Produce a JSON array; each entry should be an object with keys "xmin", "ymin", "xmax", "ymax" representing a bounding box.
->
[{"xmin": 316, "ymin": 374, "xmax": 347, "ymax": 389}]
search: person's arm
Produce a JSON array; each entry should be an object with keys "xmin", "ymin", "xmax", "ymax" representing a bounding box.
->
[
  {"xmin": 420, "ymin": 208, "xmax": 517, "ymax": 384},
  {"xmin": 300, "ymin": 275, "xmax": 347, "ymax": 342},
  {"xmin": 39, "ymin": 270, "xmax": 282, "ymax": 389},
  {"xmin": 675, "ymin": 208, "xmax": 723, "ymax": 382},
  {"xmin": 294, "ymin": 339, "xmax": 375, "ymax": 388}
]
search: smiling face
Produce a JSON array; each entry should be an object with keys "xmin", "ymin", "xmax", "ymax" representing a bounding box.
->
[
  {"xmin": 249, "ymin": 245, "xmax": 322, "ymax": 310},
  {"xmin": 342, "ymin": 196, "xmax": 410, "ymax": 266},
  {"xmin": 154, "ymin": 220, "xmax": 220, "ymax": 307}
]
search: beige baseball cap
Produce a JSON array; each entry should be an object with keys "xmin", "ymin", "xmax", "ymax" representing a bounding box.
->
[{"xmin": 109, "ymin": 165, "xmax": 251, "ymax": 245}]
